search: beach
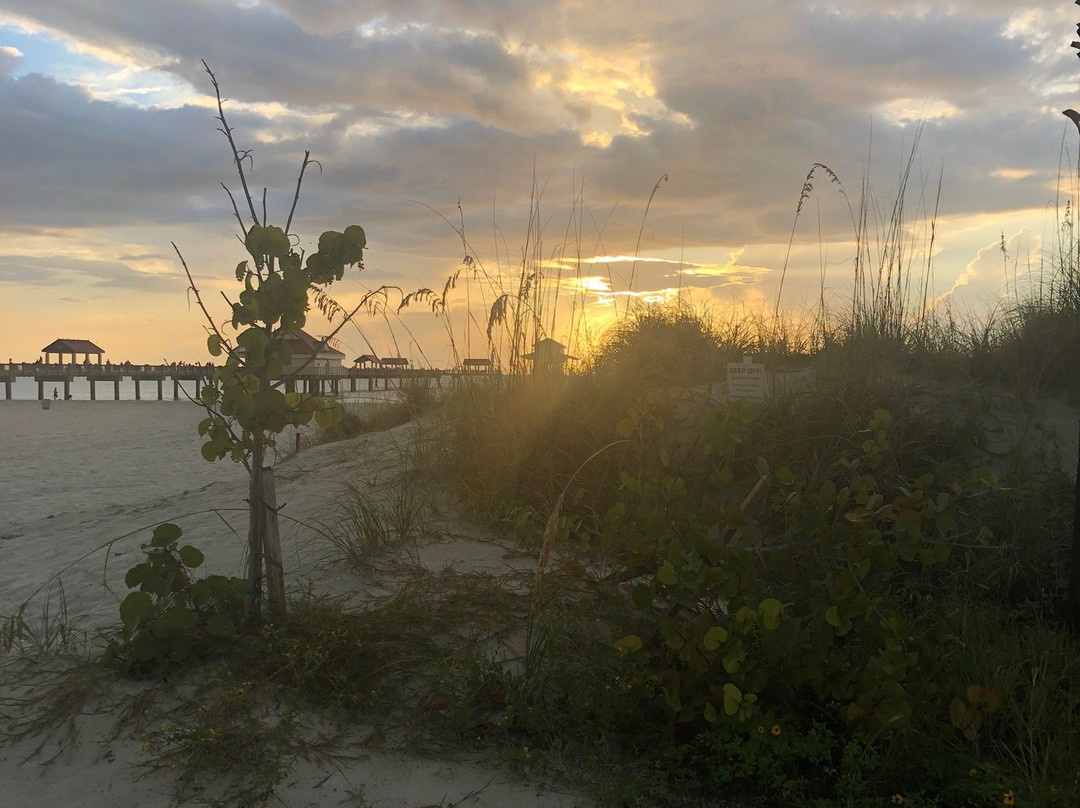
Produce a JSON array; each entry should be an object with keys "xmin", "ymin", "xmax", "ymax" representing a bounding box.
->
[{"xmin": 0, "ymin": 400, "xmax": 588, "ymax": 808}]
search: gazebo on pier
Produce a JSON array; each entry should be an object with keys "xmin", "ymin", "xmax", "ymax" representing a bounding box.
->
[
  {"xmin": 42, "ymin": 339, "xmax": 104, "ymax": 365},
  {"xmin": 524, "ymin": 338, "xmax": 573, "ymax": 376}
]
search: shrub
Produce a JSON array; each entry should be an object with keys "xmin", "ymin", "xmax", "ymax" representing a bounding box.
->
[{"xmin": 106, "ymin": 523, "xmax": 245, "ymax": 675}]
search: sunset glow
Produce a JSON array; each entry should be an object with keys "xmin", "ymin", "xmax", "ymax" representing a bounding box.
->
[{"xmin": 0, "ymin": 2, "xmax": 1075, "ymax": 363}]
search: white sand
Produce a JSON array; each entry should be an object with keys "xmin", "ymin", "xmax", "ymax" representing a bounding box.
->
[{"xmin": 0, "ymin": 401, "xmax": 587, "ymax": 808}]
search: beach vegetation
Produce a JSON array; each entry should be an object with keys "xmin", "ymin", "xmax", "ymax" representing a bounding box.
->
[
  {"xmin": 306, "ymin": 376, "xmax": 441, "ymax": 449},
  {"xmin": 137, "ymin": 671, "xmax": 306, "ymax": 807},
  {"xmin": 105, "ymin": 523, "xmax": 245, "ymax": 675},
  {"xmin": 1, "ymin": 581, "xmax": 84, "ymax": 657},
  {"xmin": 7, "ymin": 111, "xmax": 1080, "ymax": 808},
  {"xmin": 174, "ymin": 62, "xmax": 373, "ymax": 624}
]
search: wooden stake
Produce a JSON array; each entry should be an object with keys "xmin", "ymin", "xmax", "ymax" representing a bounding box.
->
[
  {"xmin": 261, "ymin": 467, "xmax": 286, "ymax": 616},
  {"xmin": 1068, "ymin": 418, "xmax": 1080, "ymax": 631},
  {"xmin": 245, "ymin": 465, "xmax": 264, "ymax": 626}
]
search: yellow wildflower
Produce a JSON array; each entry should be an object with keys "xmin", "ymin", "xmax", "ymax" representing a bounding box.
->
[
  {"xmin": 891, "ymin": 795, "xmax": 904, "ymax": 806},
  {"xmin": 770, "ymin": 724, "xmax": 781, "ymax": 736},
  {"xmin": 1003, "ymin": 790, "xmax": 1015, "ymax": 806}
]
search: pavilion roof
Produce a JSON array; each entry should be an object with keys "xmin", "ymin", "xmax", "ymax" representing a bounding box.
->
[
  {"xmin": 41, "ymin": 339, "xmax": 104, "ymax": 354},
  {"xmin": 285, "ymin": 330, "xmax": 345, "ymax": 357}
]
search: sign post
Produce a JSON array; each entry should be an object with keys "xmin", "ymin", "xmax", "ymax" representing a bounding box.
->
[{"xmin": 726, "ymin": 356, "xmax": 765, "ymax": 403}]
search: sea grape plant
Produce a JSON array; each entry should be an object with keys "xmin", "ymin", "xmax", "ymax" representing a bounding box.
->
[
  {"xmin": 176, "ymin": 62, "xmax": 368, "ymax": 624},
  {"xmin": 611, "ymin": 403, "xmax": 1000, "ymax": 741},
  {"xmin": 107, "ymin": 523, "xmax": 245, "ymax": 673}
]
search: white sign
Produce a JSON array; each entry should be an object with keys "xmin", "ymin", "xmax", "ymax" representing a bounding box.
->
[{"xmin": 726, "ymin": 356, "xmax": 765, "ymax": 402}]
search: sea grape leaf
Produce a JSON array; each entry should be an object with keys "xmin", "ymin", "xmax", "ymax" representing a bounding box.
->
[
  {"xmin": 206, "ymin": 614, "xmax": 237, "ymax": 638},
  {"xmin": 178, "ymin": 545, "xmax": 205, "ymax": 569},
  {"xmin": 703, "ymin": 625, "xmax": 728, "ymax": 651},
  {"xmin": 151, "ymin": 523, "xmax": 183, "ymax": 548},
  {"xmin": 119, "ymin": 591, "xmax": 153, "ymax": 634}
]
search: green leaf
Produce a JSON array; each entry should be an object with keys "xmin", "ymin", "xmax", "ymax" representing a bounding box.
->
[
  {"xmin": 722, "ymin": 646, "xmax": 745, "ymax": 674},
  {"xmin": 949, "ymin": 697, "xmax": 972, "ymax": 729},
  {"xmin": 759, "ymin": 598, "xmax": 783, "ymax": 630},
  {"xmin": 825, "ymin": 605, "xmax": 841, "ymax": 627},
  {"xmin": 318, "ymin": 229, "xmax": 343, "ymax": 256},
  {"xmin": 704, "ymin": 701, "xmax": 718, "ymax": 723},
  {"xmin": 205, "ymin": 614, "xmax": 236, "ymax": 638},
  {"xmin": 247, "ymin": 224, "xmax": 291, "ymax": 260},
  {"xmin": 234, "ymin": 260, "xmax": 248, "ymax": 282},
  {"xmin": 342, "ymin": 224, "xmax": 367, "ymax": 262},
  {"xmin": 207, "ymin": 334, "xmax": 223, "ymax": 357},
  {"xmin": 129, "ymin": 631, "xmax": 161, "ymax": 662},
  {"xmin": 755, "ymin": 457, "xmax": 770, "ymax": 478},
  {"xmin": 237, "ymin": 327, "xmax": 270, "ymax": 363},
  {"xmin": 614, "ymin": 634, "xmax": 643, "ymax": 654},
  {"xmin": 177, "ymin": 545, "xmax": 205, "ymax": 569},
  {"xmin": 245, "ymin": 223, "xmax": 266, "ymax": 258},
  {"xmin": 124, "ymin": 563, "xmax": 151, "ymax": 589},
  {"xmin": 734, "ymin": 606, "xmax": 756, "ymax": 626},
  {"xmin": 119, "ymin": 591, "xmax": 153, "ymax": 634},
  {"xmin": 162, "ymin": 606, "xmax": 198, "ymax": 631},
  {"xmin": 703, "ymin": 625, "xmax": 728, "ymax": 651},
  {"xmin": 656, "ymin": 561, "xmax": 678, "ymax": 586},
  {"xmin": 723, "ymin": 683, "xmax": 742, "ymax": 716},
  {"xmin": 151, "ymin": 523, "xmax": 183, "ymax": 548}
]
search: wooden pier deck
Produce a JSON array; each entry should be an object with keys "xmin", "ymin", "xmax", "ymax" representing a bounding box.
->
[{"xmin": 1, "ymin": 363, "xmax": 475, "ymax": 400}]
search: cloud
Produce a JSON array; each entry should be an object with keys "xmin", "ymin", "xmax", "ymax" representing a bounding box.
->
[
  {"xmin": 0, "ymin": 253, "xmax": 184, "ymax": 293},
  {"xmin": 0, "ymin": 0, "xmax": 1076, "ymax": 360},
  {"xmin": 0, "ymin": 43, "xmax": 22, "ymax": 72},
  {"xmin": 936, "ymin": 228, "xmax": 1044, "ymax": 310}
]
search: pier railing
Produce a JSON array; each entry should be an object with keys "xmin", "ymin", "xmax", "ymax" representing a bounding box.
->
[{"xmin": 0, "ymin": 362, "xmax": 494, "ymax": 400}]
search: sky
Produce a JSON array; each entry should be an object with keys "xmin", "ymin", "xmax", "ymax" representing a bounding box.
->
[{"xmin": 2, "ymin": 0, "xmax": 1080, "ymax": 367}]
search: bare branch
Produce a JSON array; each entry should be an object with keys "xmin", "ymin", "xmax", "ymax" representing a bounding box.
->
[
  {"xmin": 173, "ymin": 242, "xmax": 231, "ymax": 352},
  {"xmin": 203, "ymin": 60, "xmax": 260, "ymax": 227},
  {"xmin": 285, "ymin": 151, "xmax": 320, "ymax": 236},
  {"xmin": 221, "ymin": 182, "xmax": 245, "ymax": 232}
]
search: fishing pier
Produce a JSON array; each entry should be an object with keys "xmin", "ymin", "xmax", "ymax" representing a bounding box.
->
[
  {"xmin": 0, "ymin": 362, "xmax": 453, "ymax": 401},
  {"xmin": 3, "ymin": 335, "xmax": 495, "ymax": 401}
]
